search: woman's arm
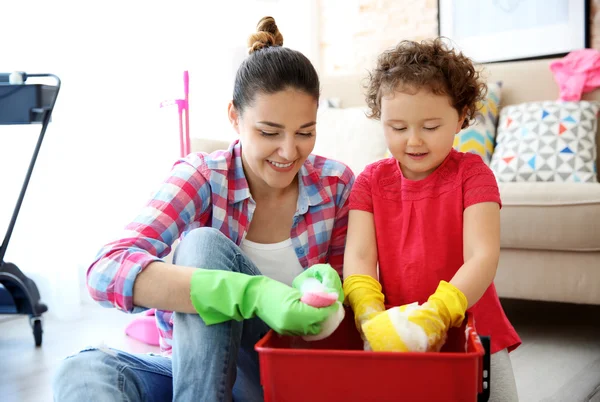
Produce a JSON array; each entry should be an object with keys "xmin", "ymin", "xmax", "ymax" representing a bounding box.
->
[
  {"xmin": 133, "ymin": 261, "xmax": 197, "ymax": 313},
  {"xmin": 343, "ymin": 210, "xmax": 378, "ymax": 279},
  {"xmin": 450, "ymin": 201, "xmax": 501, "ymax": 309},
  {"xmin": 87, "ymin": 156, "xmax": 211, "ymax": 314}
]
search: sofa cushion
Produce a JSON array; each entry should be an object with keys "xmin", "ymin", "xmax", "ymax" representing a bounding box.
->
[
  {"xmin": 491, "ymin": 100, "xmax": 599, "ymax": 183},
  {"xmin": 314, "ymin": 106, "xmax": 387, "ymax": 175},
  {"xmin": 191, "ymin": 138, "xmax": 231, "ymax": 154},
  {"xmin": 495, "ymin": 249, "xmax": 600, "ymax": 304},
  {"xmin": 453, "ymin": 82, "xmax": 502, "ymax": 165},
  {"xmin": 498, "ymin": 182, "xmax": 600, "ymax": 251}
]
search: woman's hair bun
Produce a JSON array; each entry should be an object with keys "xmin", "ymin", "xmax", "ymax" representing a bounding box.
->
[{"xmin": 247, "ymin": 16, "xmax": 284, "ymax": 54}]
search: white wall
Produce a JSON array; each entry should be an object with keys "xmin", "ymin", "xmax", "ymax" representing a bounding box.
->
[{"xmin": 0, "ymin": 0, "xmax": 319, "ymax": 319}]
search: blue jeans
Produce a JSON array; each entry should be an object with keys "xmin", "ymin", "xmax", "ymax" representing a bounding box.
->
[{"xmin": 53, "ymin": 228, "xmax": 270, "ymax": 402}]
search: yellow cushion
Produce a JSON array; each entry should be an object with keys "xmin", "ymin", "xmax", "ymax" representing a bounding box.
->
[{"xmin": 453, "ymin": 82, "xmax": 502, "ymax": 165}]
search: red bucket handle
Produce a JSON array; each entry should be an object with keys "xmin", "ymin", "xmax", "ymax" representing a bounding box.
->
[{"xmin": 465, "ymin": 314, "xmax": 491, "ymax": 402}]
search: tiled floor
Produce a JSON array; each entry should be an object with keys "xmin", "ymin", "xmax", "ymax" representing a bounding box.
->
[{"xmin": 0, "ymin": 303, "xmax": 159, "ymax": 402}]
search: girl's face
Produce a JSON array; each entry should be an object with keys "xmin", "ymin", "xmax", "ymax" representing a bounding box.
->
[
  {"xmin": 229, "ymin": 88, "xmax": 318, "ymax": 194},
  {"xmin": 381, "ymin": 87, "xmax": 465, "ymax": 181}
]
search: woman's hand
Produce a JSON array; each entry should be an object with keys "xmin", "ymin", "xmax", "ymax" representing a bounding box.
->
[
  {"xmin": 292, "ymin": 263, "xmax": 344, "ymax": 303},
  {"xmin": 190, "ymin": 269, "xmax": 338, "ymax": 336}
]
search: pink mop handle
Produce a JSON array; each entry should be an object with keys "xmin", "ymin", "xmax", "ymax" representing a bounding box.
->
[
  {"xmin": 183, "ymin": 71, "xmax": 191, "ymax": 156},
  {"xmin": 184, "ymin": 70, "xmax": 189, "ymax": 96}
]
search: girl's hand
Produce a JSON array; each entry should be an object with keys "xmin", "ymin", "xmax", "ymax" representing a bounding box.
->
[
  {"xmin": 362, "ymin": 281, "xmax": 467, "ymax": 352},
  {"xmin": 342, "ymin": 274, "xmax": 386, "ymax": 349}
]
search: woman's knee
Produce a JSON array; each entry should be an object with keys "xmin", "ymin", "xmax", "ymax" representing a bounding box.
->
[
  {"xmin": 54, "ymin": 348, "xmax": 109, "ymax": 382},
  {"xmin": 53, "ymin": 349, "xmax": 119, "ymax": 398},
  {"xmin": 181, "ymin": 227, "xmax": 227, "ymax": 245},
  {"xmin": 173, "ymin": 227, "xmax": 239, "ymax": 269}
]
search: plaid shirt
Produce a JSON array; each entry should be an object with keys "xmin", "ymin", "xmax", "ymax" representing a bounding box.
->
[{"xmin": 87, "ymin": 140, "xmax": 354, "ymax": 353}]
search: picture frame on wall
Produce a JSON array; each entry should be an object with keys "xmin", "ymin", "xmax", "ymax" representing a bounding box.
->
[{"xmin": 438, "ymin": 0, "xmax": 590, "ymax": 63}]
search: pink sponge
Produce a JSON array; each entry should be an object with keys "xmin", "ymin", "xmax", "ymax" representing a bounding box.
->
[
  {"xmin": 300, "ymin": 291, "xmax": 338, "ymax": 307},
  {"xmin": 299, "ymin": 278, "xmax": 344, "ymax": 341}
]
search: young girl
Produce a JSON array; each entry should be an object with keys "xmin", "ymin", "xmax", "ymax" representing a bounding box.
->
[{"xmin": 342, "ymin": 39, "xmax": 521, "ymax": 401}]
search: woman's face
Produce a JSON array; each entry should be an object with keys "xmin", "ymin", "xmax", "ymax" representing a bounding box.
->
[{"xmin": 229, "ymin": 88, "xmax": 318, "ymax": 193}]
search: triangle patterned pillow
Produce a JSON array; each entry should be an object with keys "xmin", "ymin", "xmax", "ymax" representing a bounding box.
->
[{"xmin": 490, "ymin": 100, "xmax": 599, "ymax": 183}]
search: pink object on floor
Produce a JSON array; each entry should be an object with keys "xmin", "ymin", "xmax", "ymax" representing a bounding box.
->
[
  {"xmin": 125, "ymin": 311, "xmax": 160, "ymax": 346},
  {"xmin": 550, "ymin": 49, "xmax": 600, "ymax": 101},
  {"xmin": 300, "ymin": 291, "xmax": 338, "ymax": 308}
]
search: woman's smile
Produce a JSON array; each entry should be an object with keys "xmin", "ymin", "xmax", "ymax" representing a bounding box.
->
[{"xmin": 267, "ymin": 159, "xmax": 296, "ymax": 172}]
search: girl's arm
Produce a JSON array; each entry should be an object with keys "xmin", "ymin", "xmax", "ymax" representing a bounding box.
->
[
  {"xmin": 343, "ymin": 210, "xmax": 378, "ymax": 279},
  {"xmin": 450, "ymin": 201, "xmax": 501, "ymax": 309},
  {"xmin": 326, "ymin": 165, "xmax": 355, "ymax": 275},
  {"xmin": 359, "ymin": 201, "xmax": 500, "ymax": 352},
  {"xmin": 342, "ymin": 165, "xmax": 385, "ymax": 332},
  {"xmin": 343, "ymin": 209, "xmax": 385, "ymax": 332}
]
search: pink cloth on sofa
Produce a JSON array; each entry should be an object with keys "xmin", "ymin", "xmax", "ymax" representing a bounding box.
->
[{"xmin": 550, "ymin": 49, "xmax": 600, "ymax": 101}]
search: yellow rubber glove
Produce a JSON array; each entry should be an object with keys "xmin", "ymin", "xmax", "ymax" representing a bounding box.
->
[
  {"xmin": 362, "ymin": 280, "xmax": 468, "ymax": 352},
  {"xmin": 342, "ymin": 274, "xmax": 386, "ymax": 333}
]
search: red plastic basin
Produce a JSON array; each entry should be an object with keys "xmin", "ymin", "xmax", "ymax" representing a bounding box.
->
[{"xmin": 255, "ymin": 308, "xmax": 487, "ymax": 402}]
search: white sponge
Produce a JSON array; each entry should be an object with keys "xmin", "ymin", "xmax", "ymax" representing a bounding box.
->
[{"xmin": 301, "ymin": 301, "xmax": 345, "ymax": 342}]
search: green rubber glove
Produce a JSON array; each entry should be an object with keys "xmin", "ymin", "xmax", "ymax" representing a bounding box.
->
[
  {"xmin": 189, "ymin": 269, "xmax": 338, "ymax": 336},
  {"xmin": 292, "ymin": 263, "xmax": 344, "ymax": 303}
]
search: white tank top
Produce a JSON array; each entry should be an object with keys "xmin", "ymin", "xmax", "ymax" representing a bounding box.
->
[{"xmin": 240, "ymin": 238, "xmax": 304, "ymax": 286}]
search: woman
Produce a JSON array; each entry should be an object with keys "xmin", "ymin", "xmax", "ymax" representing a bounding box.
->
[{"xmin": 53, "ymin": 16, "xmax": 354, "ymax": 402}]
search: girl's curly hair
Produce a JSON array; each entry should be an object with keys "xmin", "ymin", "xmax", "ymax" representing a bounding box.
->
[{"xmin": 365, "ymin": 38, "xmax": 486, "ymax": 129}]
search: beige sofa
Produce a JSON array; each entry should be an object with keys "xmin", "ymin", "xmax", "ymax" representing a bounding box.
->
[{"xmin": 192, "ymin": 58, "xmax": 600, "ymax": 305}]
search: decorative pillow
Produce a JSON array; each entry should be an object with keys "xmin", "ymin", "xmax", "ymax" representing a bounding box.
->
[
  {"xmin": 490, "ymin": 100, "xmax": 599, "ymax": 183},
  {"xmin": 452, "ymin": 82, "xmax": 502, "ymax": 165}
]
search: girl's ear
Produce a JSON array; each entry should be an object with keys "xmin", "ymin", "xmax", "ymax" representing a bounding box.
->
[
  {"xmin": 228, "ymin": 102, "xmax": 240, "ymax": 134},
  {"xmin": 455, "ymin": 107, "xmax": 468, "ymax": 134}
]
